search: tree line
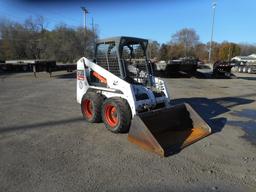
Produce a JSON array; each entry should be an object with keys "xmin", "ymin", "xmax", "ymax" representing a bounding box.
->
[
  {"xmin": 149, "ymin": 28, "xmax": 256, "ymax": 62},
  {"xmin": 0, "ymin": 16, "xmax": 96, "ymax": 63},
  {"xmin": 1, "ymin": 17, "xmax": 256, "ymax": 63}
]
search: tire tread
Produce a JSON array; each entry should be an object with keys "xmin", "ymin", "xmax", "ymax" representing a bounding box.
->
[
  {"xmin": 81, "ymin": 92, "xmax": 104, "ymax": 123},
  {"xmin": 102, "ymin": 97, "xmax": 132, "ymax": 133}
]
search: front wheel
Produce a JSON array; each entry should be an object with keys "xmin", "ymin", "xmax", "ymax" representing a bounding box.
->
[
  {"xmin": 102, "ymin": 98, "xmax": 132, "ymax": 133},
  {"xmin": 81, "ymin": 92, "xmax": 104, "ymax": 123}
]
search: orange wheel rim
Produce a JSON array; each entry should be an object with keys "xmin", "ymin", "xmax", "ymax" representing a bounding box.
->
[
  {"xmin": 83, "ymin": 99, "xmax": 93, "ymax": 118},
  {"xmin": 104, "ymin": 104, "xmax": 118, "ymax": 127}
]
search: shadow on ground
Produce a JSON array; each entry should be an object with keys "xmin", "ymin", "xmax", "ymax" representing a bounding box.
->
[
  {"xmin": 227, "ymin": 108, "xmax": 256, "ymax": 145},
  {"xmin": 0, "ymin": 117, "xmax": 84, "ymax": 134},
  {"xmin": 0, "ymin": 71, "xmax": 16, "ymax": 79},
  {"xmin": 237, "ymin": 76, "xmax": 256, "ymax": 81},
  {"xmin": 171, "ymin": 96, "xmax": 254, "ymax": 134},
  {"xmin": 166, "ymin": 95, "xmax": 255, "ymax": 155},
  {"xmin": 52, "ymin": 72, "xmax": 76, "ymax": 79}
]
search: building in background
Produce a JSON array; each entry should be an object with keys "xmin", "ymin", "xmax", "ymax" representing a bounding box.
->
[{"xmin": 232, "ymin": 54, "xmax": 256, "ymax": 63}]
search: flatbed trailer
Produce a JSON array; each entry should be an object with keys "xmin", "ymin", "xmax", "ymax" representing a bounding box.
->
[
  {"xmin": 0, "ymin": 60, "xmax": 76, "ymax": 76},
  {"xmin": 0, "ymin": 60, "xmax": 56, "ymax": 72},
  {"xmin": 153, "ymin": 57, "xmax": 198, "ymax": 77},
  {"xmin": 212, "ymin": 61, "xmax": 236, "ymax": 77},
  {"xmin": 236, "ymin": 62, "xmax": 256, "ymax": 74}
]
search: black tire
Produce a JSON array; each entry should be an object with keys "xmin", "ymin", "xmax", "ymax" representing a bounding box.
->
[
  {"xmin": 102, "ymin": 97, "xmax": 132, "ymax": 133},
  {"xmin": 81, "ymin": 92, "xmax": 104, "ymax": 123},
  {"xmin": 22, "ymin": 65, "xmax": 28, "ymax": 72}
]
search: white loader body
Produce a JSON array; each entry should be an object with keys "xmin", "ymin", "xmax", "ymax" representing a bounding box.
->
[{"xmin": 76, "ymin": 57, "xmax": 171, "ymax": 117}]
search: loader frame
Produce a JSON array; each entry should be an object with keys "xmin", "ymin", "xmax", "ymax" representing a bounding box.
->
[{"xmin": 76, "ymin": 36, "xmax": 211, "ymax": 157}]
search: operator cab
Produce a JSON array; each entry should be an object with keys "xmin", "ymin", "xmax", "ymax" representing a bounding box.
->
[{"xmin": 94, "ymin": 36, "xmax": 152, "ymax": 86}]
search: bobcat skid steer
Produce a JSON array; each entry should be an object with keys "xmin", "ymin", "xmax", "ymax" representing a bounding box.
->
[{"xmin": 76, "ymin": 36, "xmax": 211, "ymax": 156}]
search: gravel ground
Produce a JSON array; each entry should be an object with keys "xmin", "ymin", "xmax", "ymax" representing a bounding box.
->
[{"xmin": 0, "ymin": 71, "xmax": 256, "ymax": 192}]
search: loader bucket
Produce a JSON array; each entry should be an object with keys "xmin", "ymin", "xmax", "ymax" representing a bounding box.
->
[{"xmin": 128, "ymin": 103, "xmax": 211, "ymax": 156}]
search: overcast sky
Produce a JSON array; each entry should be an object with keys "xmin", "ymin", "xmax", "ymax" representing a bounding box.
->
[{"xmin": 0, "ymin": 0, "xmax": 255, "ymax": 44}]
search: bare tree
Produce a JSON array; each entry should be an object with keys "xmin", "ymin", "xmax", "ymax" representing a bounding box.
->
[
  {"xmin": 194, "ymin": 43, "xmax": 208, "ymax": 61},
  {"xmin": 171, "ymin": 28, "xmax": 199, "ymax": 57},
  {"xmin": 147, "ymin": 40, "xmax": 160, "ymax": 59},
  {"xmin": 218, "ymin": 42, "xmax": 241, "ymax": 61},
  {"xmin": 0, "ymin": 16, "xmax": 98, "ymax": 62},
  {"xmin": 159, "ymin": 44, "xmax": 169, "ymax": 61},
  {"xmin": 239, "ymin": 43, "xmax": 256, "ymax": 56}
]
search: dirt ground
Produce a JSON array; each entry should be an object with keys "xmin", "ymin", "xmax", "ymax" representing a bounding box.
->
[{"xmin": 0, "ymin": 71, "xmax": 256, "ymax": 192}]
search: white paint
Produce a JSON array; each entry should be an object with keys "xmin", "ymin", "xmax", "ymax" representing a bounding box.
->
[{"xmin": 76, "ymin": 57, "xmax": 171, "ymax": 117}]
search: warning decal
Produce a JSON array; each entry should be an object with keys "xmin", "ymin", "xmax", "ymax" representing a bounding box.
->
[{"xmin": 77, "ymin": 70, "xmax": 84, "ymax": 80}]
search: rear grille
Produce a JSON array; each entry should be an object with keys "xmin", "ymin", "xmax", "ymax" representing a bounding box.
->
[{"xmin": 96, "ymin": 55, "xmax": 121, "ymax": 77}]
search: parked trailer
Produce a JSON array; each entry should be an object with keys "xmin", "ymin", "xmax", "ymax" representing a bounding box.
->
[
  {"xmin": 0, "ymin": 60, "xmax": 56, "ymax": 72},
  {"xmin": 212, "ymin": 61, "xmax": 236, "ymax": 78},
  {"xmin": 153, "ymin": 57, "xmax": 198, "ymax": 77},
  {"xmin": 0, "ymin": 60, "xmax": 76, "ymax": 75},
  {"xmin": 236, "ymin": 62, "xmax": 256, "ymax": 74},
  {"xmin": 231, "ymin": 54, "xmax": 256, "ymax": 74},
  {"xmin": 0, "ymin": 61, "xmax": 30, "ymax": 72}
]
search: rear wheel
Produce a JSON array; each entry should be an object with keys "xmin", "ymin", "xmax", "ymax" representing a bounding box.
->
[
  {"xmin": 242, "ymin": 66, "xmax": 247, "ymax": 73},
  {"xmin": 102, "ymin": 98, "xmax": 132, "ymax": 133},
  {"xmin": 247, "ymin": 67, "xmax": 252, "ymax": 74},
  {"xmin": 81, "ymin": 92, "xmax": 104, "ymax": 123}
]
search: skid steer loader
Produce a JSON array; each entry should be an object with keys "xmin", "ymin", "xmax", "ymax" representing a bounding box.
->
[{"xmin": 76, "ymin": 36, "xmax": 211, "ymax": 156}]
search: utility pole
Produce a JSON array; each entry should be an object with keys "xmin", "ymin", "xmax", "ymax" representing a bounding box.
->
[
  {"xmin": 208, "ymin": 1, "xmax": 217, "ymax": 63},
  {"xmin": 81, "ymin": 7, "xmax": 88, "ymax": 35},
  {"xmin": 148, "ymin": 40, "xmax": 152, "ymax": 59},
  {"xmin": 228, "ymin": 44, "xmax": 232, "ymax": 61},
  {"xmin": 81, "ymin": 7, "xmax": 89, "ymax": 56},
  {"xmin": 91, "ymin": 17, "xmax": 95, "ymax": 34},
  {"xmin": 91, "ymin": 17, "xmax": 96, "ymax": 53}
]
